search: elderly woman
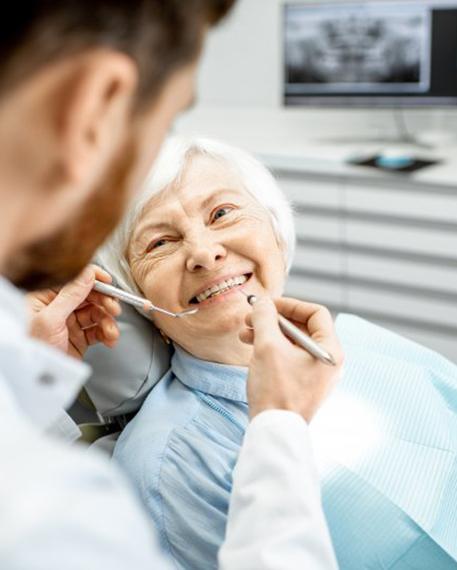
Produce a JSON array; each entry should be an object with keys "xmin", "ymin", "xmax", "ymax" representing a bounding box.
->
[{"xmin": 98, "ymin": 137, "xmax": 457, "ymax": 569}]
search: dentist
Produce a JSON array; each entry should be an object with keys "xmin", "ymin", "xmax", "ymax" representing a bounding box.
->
[{"xmin": 0, "ymin": 2, "xmax": 343, "ymax": 569}]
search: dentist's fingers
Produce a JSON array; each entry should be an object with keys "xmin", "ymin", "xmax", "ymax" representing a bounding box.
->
[
  {"xmin": 80, "ymin": 291, "xmax": 122, "ymax": 317},
  {"xmin": 239, "ymin": 328, "xmax": 254, "ymax": 345},
  {"xmin": 273, "ymin": 297, "xmax": 341, "ymax": 357},
  {"xmin": 239, "ymin": 297, "xmax": 281, "ymax": 346},
  {"xmin": 83, "ymin": 266, "xmax": 121, "ymax": 315},
  {"xmin": 69, "ymin": 319, "xmax": 111, "ymax": 358},
  {"xmin": 246, "ymin": 296, "xmax": 343, "ymax": 422},
  {"xmin": 84, "ymin": 318, "xmax": 119, "ymax": 348},
  {"xmin": 95, "ymin": 266, "xmax": 112, "ymax": 282},
  {"xmin": 273, "ymin": 298, "xmax": 333, "ymax": 335},
  {"xmin": 68, "ymin": 308, "xmax": 119, "ymax": 357},
  {"xmin": 241, "ymin": 297, "xmax": 340, "ymax": 355},
  {"xmin": 75, "ymin": 304, "xmax": 109, "ymax": 330},
  {"xmin": 249, "ymin": 297, "xmax": 285, "ymax": 346},
  {"xmin": 27, "ymin": 266, "xmax": 98, "ymax": 359},
  {"xmin": 44, "ymin": 266, "xmax": 99, "ymax": 321},
  {"xmin": 45, "ymin": 265, "xmax": 118, "ymax": 320},
  {"xmin": 75, "ymin": 304, "xmax": 119, "ymax": 341},
  {"xmin": 47, "ymin": 278, "xmax": 121, "ymax": 318},
  {"xmin": 28, "ymin": 264, "xmax": 121, "ymax": 359}
]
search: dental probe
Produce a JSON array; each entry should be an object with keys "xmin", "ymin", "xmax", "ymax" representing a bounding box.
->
[
  {"xmin": 241, "ymin": 292, "xmax": 335, "ymax": 366},
  {"xmin": 93, "ymin": 280, "xmax": 199, "ymax": 318}
]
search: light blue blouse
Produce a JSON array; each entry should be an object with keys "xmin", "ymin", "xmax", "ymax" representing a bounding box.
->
[{"xmin": 114, "ymin": 315, "xmax": 457, "ymax": 569}]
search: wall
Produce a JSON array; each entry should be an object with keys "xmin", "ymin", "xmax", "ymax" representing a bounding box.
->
[
  {"xmin": 190, "ymin": 0, "xmax": 457, "ymax": 139},
  {"xmin": 197, "ymin": 0, "xmax": 282, "ymax": 107}
]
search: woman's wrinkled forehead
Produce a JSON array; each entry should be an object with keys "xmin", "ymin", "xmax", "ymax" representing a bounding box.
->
[{"xmin": 133, "ymin": 154, "xmax": 259, "ymax": 230}]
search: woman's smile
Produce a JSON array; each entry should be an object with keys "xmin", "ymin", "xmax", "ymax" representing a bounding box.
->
[{"xmin": 188, "ymin": 272, "xmax": 252, "ymax": 306}]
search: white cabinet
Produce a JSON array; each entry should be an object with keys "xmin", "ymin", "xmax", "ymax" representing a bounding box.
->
[
  {"xmin": 344, "ymin": 220, "xmax": 457, "ymax": 257},
  {"xmin": 276, "ymin": 171, "xmax": 457, "ymax": 363},
  {"xmin": 345, "ymin": 254, "xmax": 457, "ymax": 294},
  {"xmin": 280, "ymin": 176, "xmax": 346, "ymax": 308},
  {"xmin": 344, "ymin": 185, "xmax": 457, "ymax": 223}
]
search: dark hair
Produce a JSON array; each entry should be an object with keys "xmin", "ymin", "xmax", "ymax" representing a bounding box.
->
[{"xmin": 0, "ymin": 1, "xmax": 236, "ymax": 106}]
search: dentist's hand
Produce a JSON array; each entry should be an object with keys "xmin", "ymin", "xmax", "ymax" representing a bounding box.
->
[
  {"xmin": 240, "ymin": 297, "xmax": 344, "ymax": 422},
  {"xmin": 26, "ymin": 265, "xmax": 121, "ymax": 360}
]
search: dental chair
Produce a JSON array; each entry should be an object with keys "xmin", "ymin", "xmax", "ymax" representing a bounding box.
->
[
  {"xmin": 76, "ymin": 301, "xmax": 172, "ymax": 455},
  {"xmin": 77, "ymin": 292, "xmax": 457, "ymax": 565}
]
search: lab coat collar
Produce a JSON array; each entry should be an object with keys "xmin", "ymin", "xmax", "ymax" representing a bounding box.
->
[
  {"xmin": 0, "ymin": 276, "xmax": 90, "ymax": 435},
  {"xmin": 171, "ymin": 344, "xmax": 248, "ymax": 403}
]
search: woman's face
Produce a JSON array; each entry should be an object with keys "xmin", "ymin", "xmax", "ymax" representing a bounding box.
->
[{"xmin": 128, "ymin": 154, "xmax": 286, "ymax": 352}]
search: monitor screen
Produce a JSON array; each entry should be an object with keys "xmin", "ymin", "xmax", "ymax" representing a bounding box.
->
[{"xmin": 284, "ymin": 1, "xmax": 457, "ymax": 106}]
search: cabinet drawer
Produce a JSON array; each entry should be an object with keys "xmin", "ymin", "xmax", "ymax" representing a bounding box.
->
[
  {"xmin": 345, "ymin": 185, "xmax": 457, "ymax": 224},
  {"xmin": 346, "ymin": 253, "xmax": 457, "ymax": 294},
  {"xmin": 279, "ymin": 177, "xmax": 340, "ymax": 208},
  {"xmin": 293, "ymin": 244, "xmax": 343, "ymax": 274},
  {"xmin": 347, "ymin": 287, "xmax": 457, "ymax": 328},
  {"xmin": 295, "ymin": 214, "xmax": 342, "ymax": 241},
  {"xmin": 345, "ymin": 220, "xmax": 457, "ymax": 258},
  {"xmin": 285, "ymin": 275, "xmax": 344, "ymax": 307}
]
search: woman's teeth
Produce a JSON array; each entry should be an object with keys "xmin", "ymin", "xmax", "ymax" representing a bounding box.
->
[{"xmin": 196, "ymin": 275, "xmax": 248, "ymax": 303}]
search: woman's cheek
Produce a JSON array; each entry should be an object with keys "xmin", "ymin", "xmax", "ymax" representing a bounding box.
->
[
  {"xmin": 131, "ymin": 260, "xmax": 149, "ymax": 290},
  {"xmin": 228, "ymin": 219, "xmax": 264, "ymax": 247},
  {"xmin": 131, "ymin": 257, "xmax": 160, "ymax": 295}
]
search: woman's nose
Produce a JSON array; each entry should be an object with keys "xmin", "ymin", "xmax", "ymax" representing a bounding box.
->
[{"xmin": 185, "ymin": 237, "xmax": 227, "ymax": 272}]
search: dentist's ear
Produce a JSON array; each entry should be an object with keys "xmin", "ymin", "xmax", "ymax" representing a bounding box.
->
[{"xmin": 56, "ymin": 49, "xmax": 138, "ymax": 192}]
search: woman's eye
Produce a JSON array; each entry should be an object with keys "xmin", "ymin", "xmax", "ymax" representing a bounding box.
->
[
  {"xmin": 212, "ymin": 206, "xmax": 234, "ymax": 222},
  {"xmin": 147, "ymin": 238, "xmax": 169, "ymax": 252}
]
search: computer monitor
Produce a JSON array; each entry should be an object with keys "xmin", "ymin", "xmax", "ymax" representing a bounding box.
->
[{"xmin": 284, "ymin": 1, "xmax": 457, "ymax": 107}]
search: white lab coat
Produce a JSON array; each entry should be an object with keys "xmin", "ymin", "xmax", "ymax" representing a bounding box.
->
[{"xmin": 0, "ymin": 276, "xmax": 338, "ymax": 569}]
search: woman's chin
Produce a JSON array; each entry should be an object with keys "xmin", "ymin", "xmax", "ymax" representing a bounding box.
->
[{"xmin": 194, "ymin": 307, "xmax": 247, "ymax": 337}]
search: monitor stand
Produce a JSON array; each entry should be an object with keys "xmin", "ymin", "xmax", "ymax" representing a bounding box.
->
[{"xmin": 314, "ymin": 108, "xmax": 435, "ymax": 150}]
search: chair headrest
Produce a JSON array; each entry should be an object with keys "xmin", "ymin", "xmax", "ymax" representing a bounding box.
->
[{"xmin": 84, "ymin": 301, "xmax": 172, "ymax": 416}]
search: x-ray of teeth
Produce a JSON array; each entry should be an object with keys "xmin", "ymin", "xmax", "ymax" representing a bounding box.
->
[{"xmin": 285, "ymin": 4, "xmax": 431, "ymax": 94}]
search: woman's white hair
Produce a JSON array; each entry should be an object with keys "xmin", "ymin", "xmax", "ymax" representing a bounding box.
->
[{"xmin": 97, "ymin": 136, "xmax": 295, "ymax": 295}]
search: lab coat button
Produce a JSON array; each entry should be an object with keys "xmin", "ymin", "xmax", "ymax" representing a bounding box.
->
[{"xmin": 38, "ymin": 372, "xmax": 56, "ymax": 386}]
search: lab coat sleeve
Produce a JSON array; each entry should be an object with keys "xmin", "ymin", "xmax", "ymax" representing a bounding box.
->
[
  {"xmin": 218, "ymin": 410, "xmax": 338, "ymax": 570},
  {"xmin": 1, "ymin": 421, "xmax": 174, "ymax": 570}
]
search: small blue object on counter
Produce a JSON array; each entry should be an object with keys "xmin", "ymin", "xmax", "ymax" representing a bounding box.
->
[{"xmin": 375, "ymin": 149, "xmax": 415, "ymax": 169}]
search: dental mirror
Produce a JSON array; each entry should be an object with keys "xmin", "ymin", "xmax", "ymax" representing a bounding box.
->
[{"xmin": 93, "ymin": 280, "xmax": 199, "ymax": 318}]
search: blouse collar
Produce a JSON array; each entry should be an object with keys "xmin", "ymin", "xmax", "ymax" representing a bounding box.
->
[{"xmin": 171, "ymin": 344, "xmax": 248, "ymax": 403}]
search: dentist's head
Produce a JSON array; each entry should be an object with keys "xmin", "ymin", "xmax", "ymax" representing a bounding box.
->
[
  {"xmin": 0, "ymin": 1, "xmax": 236, "ymax": 290},
  {"xmin": 99, "ymin": 136, "xmax": 295, "ymax": 365}
]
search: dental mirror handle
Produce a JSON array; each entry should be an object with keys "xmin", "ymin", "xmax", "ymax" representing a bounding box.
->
[
  {"xmin": 93, "ymin": 280, "xmax": 198, "ymax": 318},
  {"xmin": 246, "ymin": 294, "xmax": 335, "ymax": 366},
  {"xmin": 276, "ymin": 313, "xmax": 335, "ymax": 366},
  {"xmin": 93, "ymin": 280, "xmax": 150, "ymax": 311}
]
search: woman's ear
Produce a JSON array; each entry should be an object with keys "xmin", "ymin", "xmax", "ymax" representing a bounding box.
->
[
  {"xmin": 276, "ymin": 237, "xmax": 289, "ymax": 275},
  {"xmin": 55, "ymin": 49, "xmax": 138, "ymax": 190}
]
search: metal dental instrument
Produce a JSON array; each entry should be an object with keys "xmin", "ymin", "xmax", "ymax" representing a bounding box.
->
[
  {"xmin": 241, "ymin": 291, "xmax": 335, "ymax": 366},
  {"xmin": 93, "ymin": 280, "xmax": 199, "ymax": 318}
]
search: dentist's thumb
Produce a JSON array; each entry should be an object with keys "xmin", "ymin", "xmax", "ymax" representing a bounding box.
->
[
  {"xmin": 45, "ymin": 266, "xmax": 96, "ymax": 321},
  {"xmin": 249, "ymin": 297, "xmax": 285, "ymax": 349}
]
